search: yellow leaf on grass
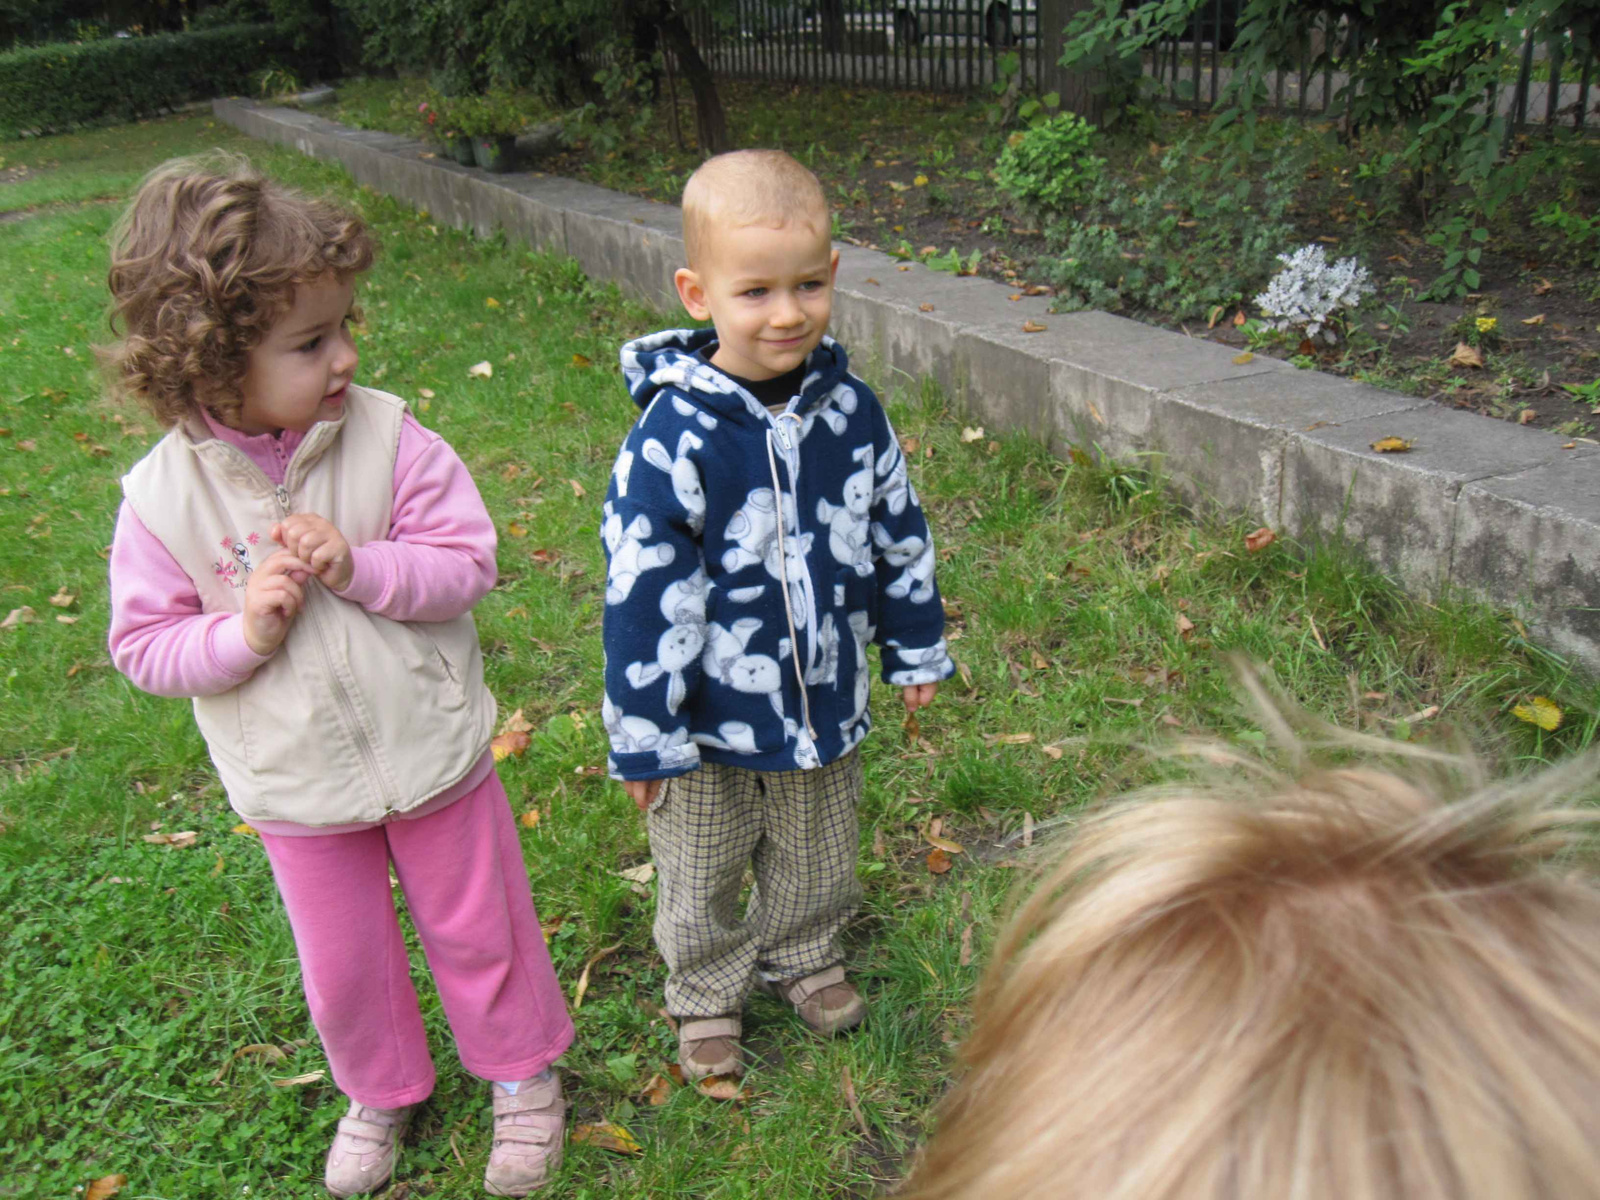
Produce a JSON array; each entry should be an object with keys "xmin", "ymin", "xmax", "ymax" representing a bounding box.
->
[
  {"xmin": 501, "ymin": 708, "xmax": 535, "ymax": 734},
  {"xmin": 1232, "ymin": 351, "xmax": 1255, "ymax": 364},
  {"xmin": 1021, "ymin": 320, "xmax": 1047, "ymax": 333},
  {"xmin": 926, "ymin": 847, "xmax": 953, "ymax": 874},
  {"xmin": 520, "ymin": 808, "xmax": 541, "ymax": 830},
  {"xmin": 1, "ymin": 606, "xmax": 37, "ymax": 629},
  {"xmin": 507, "ymin": 521, "xmax": 528, "ymax": 538},
  {"xmin": 571, "ymin": 353, "xmax": 593, "ymax": 368},
  {"xmin": 1176, "ymin": 613, "xmax": 1196, "ymax": 639},
  {"xmin": 491, "ymin": 730, "xmax": 531, "ymax": 761},
  {"xmin": 1370, "ymin": 436, "xmax": 1413, "ymax": 453},
  {"xmin": 48, "ymin": 586, "xmax": 75, "ymax": 608},
  {"xmin": 418, "ymin": 387, "xmax": 436, "ymax": 400},
  {"xmin": 232, "ymin": 823, "xmax": 258, "ymax": 837},
  {"xmin": 913, "ymin": 174, "xmax": 929, "ymax": 186},
  {"xmin": 486, "ymin": 296, "xmax": 501, "ymax": 308},
  {"xmin": 697, "ymin": 1074, "xmax": 751, "ymax": 1102},
  {"xmin": 960, "ymin": 426, "xmax": 985, "ymax": 443},
  {"xmin": 569, "ymin": 478, "xmax": 586, "ymax": 498},
  {"xmin": 86, "ymin": 1175, "xmax": 128, "ymax": 1200},
  {"xmin": 617, "ymin": 862, "xmax": 656, "ymax": 885},
  {"xmin": 903, "ymin": 709, "xmax": 920, "ymax": 743},
  {"xmin": 1511, "ymin": 696, "xmax": 1563, "ymax": 731},
  {"xmin": 922, "ymin": 824, "xmax": 964, "ymax": 854},
  {"xmin": 572, "ymin": 1121, "xmax": 643, "ymax": 1153},
  {"xmin": 142, "ymin": 830, "xmax": 198, "ymax": 848},
  {"xmin": 467, "ymin": 360, "xmax": 493, "ymax": 379}
]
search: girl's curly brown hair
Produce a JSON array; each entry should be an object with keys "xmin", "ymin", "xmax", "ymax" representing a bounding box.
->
[{"xmin": 103, "ymin": 153, "xmax": 375, "ymax": 428}]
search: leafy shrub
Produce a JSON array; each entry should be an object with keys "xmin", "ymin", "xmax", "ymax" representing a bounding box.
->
[
  {"xmin": 994, "ymin": 112, "xmax": 1104, "ymax": 219},
  {"xmin": 450, "ymin": 88, "xmax": 529, "ymax": 139},
  {"xmin": 1044, "ymin": 140, "xmax": 1302, "ymax": 319},
  {"xmin": 0, "ymin": 24, "xmax": 309, "ymax": 138},
  {"xmin": 1534, "ymin": 202, "xmax": 1600, "ymax": 271},
  {"xmin": 1253, "ymin": 245, "xmax": 1375, "ymax": 345}
]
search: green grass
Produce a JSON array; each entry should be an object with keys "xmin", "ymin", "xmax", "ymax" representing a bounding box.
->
[{"xmin": 3, "ymin": 112, "xmax": 1599, "ymax": 1199}]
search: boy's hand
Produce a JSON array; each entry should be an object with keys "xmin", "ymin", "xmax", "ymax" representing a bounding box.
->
[
  {"xmin": 623, "ymin": 778, "xmax": 662, "ymax": 813},
  {"xmin": 272, "ymin": 513, "xmax": 354, "ymax": 592},
  {"xmin": 903, "ymin": 683, "xmax": 938, "ymax": 713},
  {"xmin": 242, "ymin": 550, "xmax": 314, "ymax": 656}
]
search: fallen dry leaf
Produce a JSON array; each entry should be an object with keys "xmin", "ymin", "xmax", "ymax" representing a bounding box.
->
[
  {"xmin": 232, "ymin": 823, "xmax": 258, "ymax": 836},
  {"xmin": 571, "ymin": 1121, "xmax": 644, "ymax": 1154},
  {"xmin": 641, "ymin": 1072, "xmax": 675, "ymax": 1106},
  {"xmin": 955, "ymin": 658, "xmax": 973, "ymax": 689},
  {"xmin": 987, "ymin": 732, "xmax": 1035, "ymax": 745},
  {"xmin": 918, "ymin": 302, "xmax": 935, "ymax": 312},
  {"xmin": 15, "ymin": 439, "xmax": 35, "ymax": 451},
  {"xmin": 571, "ymin": 353, "xmax": 592, "ymax": 368},
  {"xmin": 491, "ymin": 730, "xmax": 531, "ymax": 762},
  {"xmin": 841, "ymin": 1066, "xmax": 871, "ymax": 1138},
  {"xmin": 1244, "ymin": 526, "xmax": 1276, "ymax": 553},
  {"xmin": 1176, "ymin": 613, "xmax": 1196, "ymax": 639},
  {"xmin": 903, "ymin": 709, "xmax": 920, "ymax": 743},
  {"xmin": 418, "ymin": 387, "xmax": 436, "ymax": 400},
  {"xmin": 86, "ymin": 1175, "xmax": 128, "ymax": 1200},
  {"xmin": 48, "ymin": 586, "xmax": 75, "ymax": 608},
  {"xmin": 56, "ymin": 614, "xmax": 78, "ymax": 625},
  {"xmin": 485, "ymin": 296, "xmax": 501, "ymax": 308},
  {"xmin": 1008, "ymin": 292, "xmax": 1022, "ymax": 301},
  {"xmin": 1522, "ymin": 313, "xmax": 1545, "ymax": 325},
  {"xmin": 1232, "ymin": 351, "xmax": 1255, "ymax": 365},
  {"xmin": 500, "ymin": 709, "xmax": 535, "ymax": 735},
  {"xmin": 1, "ymin": 606, "xmax": 37, "ymax": 629},
  {"xmin": 1040, "ymin": 743, "xmax": 1063, "ymax": 760},
  {"xmin": 1022, "ymin": 810, "xmax": 1035, "ymax": 848},
  {"xmin": 1533, "ymin": 277, "xmax": 1554, "ymax": 296},
  {"xmin": 211, "ymin": 1042, "xmax": 287, "ymax": 1084},
  {"xmin": 863, "ymin": 277, "xmax": 880, "ymax": 285},
  {"xmin": 922, "ymin": 823, "xmax": 964, "ymax": 854},
  {"xmin": 1449, "ymin": 341, "xmax": 1484, "ymax": 369},
  {"xmin": 617, "ymin": 862, "xmax": 656, "ymax": 885},
  {"xmin": 959, "ymin": 922, "xmax": 974, "ymax": 966},
  {"xmin": 520, "ymin": 808, "xmax": 541, "ymax": 830},
  {"xmin": 696, "ymin": 1075, "xmax": 750, "ymax": 1102},
  {"xmin": 1519, "ymin": 410, "xmax": 1538, "ymax": 425},
  {"xmin": 1370, "ymin": 436, "xmax": 1413, "ymax": 453},
  {"xmin": 569, "ymin": 478, "xmax": 586, "ymax": 498},
  {"xmin": 1511, "ymin": 695, "xmax": 1563, "ymax": 731},
  {"xmin": 271, "ymin": 1070, "xmax": 327, "ymax": 1087},
  {"xmin": 572, "ymin": 940, "xmax": 624, "ymax": 1009},
  {"xmin": 1025, "ymin": 284, "xmax": 1051, "ymax": 296},
  {"xmin": 926, "ymin": 847, "xmax": 953, "ymax": 874},
  {"xmin": 1021, "ymin": 320, "xmax": 1047, "ymax": 333},
  {"xmin": 507, "ymin": 521, "xmax": 527, "ymax": 538},
  {"xmin": 142, "ymin": 830, "xmax": 198, "ymax": 848},
  {"xmin": 960, "ymin": 426, "xmax": 985, "ymax": 443}
]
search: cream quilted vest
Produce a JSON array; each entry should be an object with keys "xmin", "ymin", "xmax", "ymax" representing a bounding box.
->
[{"xmin": 121, "ymin": 385, "xmax": 496, "ymax": 826}]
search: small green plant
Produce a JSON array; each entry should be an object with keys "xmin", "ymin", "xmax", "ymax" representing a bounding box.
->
[
  {"xmin": 1562, "ymin": 378, "xmax": 1600, "ymax": 406},
  {"xmin": 1534, "ymin": 202, "xmax": 1600, "ymax": 270},
  {"xmin": 994, "ymin": 112, "xmax": 1103, "ymax": 220},
  {"xmin": 1451, "ymin": 310, "xmax": 1502, "ymax": 350},
  {"xmin": 452, "ymin": 88, "xmax": 527, "ymax": 139},
  {"xmin": 924, "ymin": 247, "xmax": 982, "ymax": 276},
  {"xmin": 255, "ymin": 67, "xmax": 302, "ymax": 99}
]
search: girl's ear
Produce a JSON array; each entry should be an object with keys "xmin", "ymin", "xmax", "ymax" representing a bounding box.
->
[{"xmin": 674, "ymin": 267, "xmax": 712, "ymax": 321}]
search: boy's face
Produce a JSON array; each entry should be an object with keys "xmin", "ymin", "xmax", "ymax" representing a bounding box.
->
[
  {"xmin": 675, "ymin": 218, "xmax": 839, "ymax": 383},
  {"xmin": 235, "ymin": 275, "xmax": 359, "ymax": 435}
]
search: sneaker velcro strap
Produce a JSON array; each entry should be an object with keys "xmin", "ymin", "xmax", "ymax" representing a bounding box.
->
[
  {"xmin": 679, "ymin": 1016, "xmax": 741, "ymax": 1042},
  {"xmin": 336, "ymin": 1117, "xmax": 398, "ymax": 1143},
  {"xmin": 493, "ymin": 1120, "xmax": 558, "ymax": 1146},
  {"xmin": 783, "ymin": 964, "xmax": 845, "ymax": 1004},
  {"xmin": 493, "ymin": 1079, "xmax": 560, "ymax": 1113}
]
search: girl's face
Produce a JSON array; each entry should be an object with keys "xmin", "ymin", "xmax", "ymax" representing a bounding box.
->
[{"xmin": 235, "ymin": 275, "xmax": 358, "ymax": 435}]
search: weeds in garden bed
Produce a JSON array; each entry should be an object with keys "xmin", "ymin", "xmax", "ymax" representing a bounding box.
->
[{"xmin": 2, "ymin": 113, "xmax": 1597, "ymax": 1198}]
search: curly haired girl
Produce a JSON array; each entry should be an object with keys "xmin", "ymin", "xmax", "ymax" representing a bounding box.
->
[{"xmin": 104, "ymin": 155, "xmax": 573, "ymax": 1197}]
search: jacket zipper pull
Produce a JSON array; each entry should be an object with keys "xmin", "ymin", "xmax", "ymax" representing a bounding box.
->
[{"xmin": 275, "ymin": 484, "xmax": 290, "ymax": 510}]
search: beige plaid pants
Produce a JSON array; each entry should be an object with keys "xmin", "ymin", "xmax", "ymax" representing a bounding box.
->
[{"xmin": 646, "ymin": 750, "xmax": 864, "ymax": 1018}]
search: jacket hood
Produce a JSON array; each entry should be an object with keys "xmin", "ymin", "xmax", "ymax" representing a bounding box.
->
[{"xmin": 619, "ymin": 328, "xmax": 850, "ymax": 423}]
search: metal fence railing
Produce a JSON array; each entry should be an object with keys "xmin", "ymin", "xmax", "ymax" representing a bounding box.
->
[{"xmin": 673, "ymin": 2, "xmax": 1597, "ymax": 133}]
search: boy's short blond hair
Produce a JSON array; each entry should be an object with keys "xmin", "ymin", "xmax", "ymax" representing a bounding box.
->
[
  {"xmin": 901, "ymin": 672, "xmax": 1600, "ymax": 1200},
  {"xmin": 681, "ymin": 149, "xmax": 829, "ymax": 267},
  {"xmin": 103, "ymin": 153, "xmax": 373, "ymax": 429}
]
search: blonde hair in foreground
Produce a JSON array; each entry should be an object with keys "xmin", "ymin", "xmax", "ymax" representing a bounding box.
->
[
  {"xmin": 680, "ymin": 149, "xmax": 828, "ymax": 267},
  {"xmin": 899, "ymin": 668, "xmax": 1600, "ymax": 1200}
]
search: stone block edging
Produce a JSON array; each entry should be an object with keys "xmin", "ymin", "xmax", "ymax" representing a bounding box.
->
[{"xmin": 214, "ymin": 97, "xmax": 1600, "ymax": 670}]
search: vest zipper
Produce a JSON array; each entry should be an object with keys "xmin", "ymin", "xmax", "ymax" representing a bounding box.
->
[{"xmin": 765, "ymin": 409, "xmax": 820, "ymax": 743}]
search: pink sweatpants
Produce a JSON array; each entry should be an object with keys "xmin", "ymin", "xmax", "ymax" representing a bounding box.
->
[{"xmin": 259, "ymin": 770, "xmax": 574, "ymax": 1108}]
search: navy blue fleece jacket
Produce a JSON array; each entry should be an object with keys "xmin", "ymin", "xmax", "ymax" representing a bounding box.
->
[{"xmin": 600, "ymin": 329, "xmax": 953, "ymax": 781}]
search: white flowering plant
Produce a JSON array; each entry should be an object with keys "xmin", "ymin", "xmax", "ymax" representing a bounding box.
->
[{"xmin": 1252, "ymin": 244, "xmax": 1376, "ymax": 345}]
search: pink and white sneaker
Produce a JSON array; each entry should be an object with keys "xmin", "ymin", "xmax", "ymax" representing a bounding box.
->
[
  {"xmin": 323, "ymin": 1100, "xmax": 413, "ymax": 1197},
  {"xmin": 484, "ymin": 1070, "xmax": 566, "ymax": 1195}
]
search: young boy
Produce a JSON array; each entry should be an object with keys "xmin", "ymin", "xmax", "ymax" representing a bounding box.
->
[
  {"xmin": 600, "ymin": 149, "xmax": 952, "ymax": 1081},
  {"xmin": 898, "ymin": 672, "xmax": 1600, "ymax": 1200}
]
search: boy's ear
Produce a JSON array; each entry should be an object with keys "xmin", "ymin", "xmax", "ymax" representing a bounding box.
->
[
  {"xmin": 675, "ymin": 267, "xmax": 712, "ymax": 321},
  {"xmin": 830, "ymin": 247, "xmax": 840, "ymax": 282}
]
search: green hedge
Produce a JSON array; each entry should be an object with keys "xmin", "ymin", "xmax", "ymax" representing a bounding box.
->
[{"xmin": 0, "ymin": 24, "xmax": 310, "ymax": 139}]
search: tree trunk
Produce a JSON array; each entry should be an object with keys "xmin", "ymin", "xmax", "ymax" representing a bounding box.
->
[
  {"xmin": 656, "ymin": 1, "xmax": 731, "ymax": 155},
  {"xmin": 1039, "ymin": 0, "xmax": 1105, "ymax": 125}
]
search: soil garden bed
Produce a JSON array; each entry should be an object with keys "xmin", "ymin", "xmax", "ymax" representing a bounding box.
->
[{"xmin": 329, "ymin": 76, "xmax": 1600, "ymax": 440}]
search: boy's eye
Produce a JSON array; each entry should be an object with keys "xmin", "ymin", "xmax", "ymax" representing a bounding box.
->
[
  {"xmin": 742, "ymin": 287, "xmax": 767, "ymax": 298},
  {"xmin": 298, "ymin": 336, "xmax": 322, "ymax": 353},
  {"xmin": 800, "ymin": 280, "xmax": 825, "ymax": 292}
]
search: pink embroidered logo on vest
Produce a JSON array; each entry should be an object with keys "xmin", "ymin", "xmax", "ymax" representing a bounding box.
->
[{"xmin": 212, "ymin": 531, "xmax": 261, "ymax": 588}]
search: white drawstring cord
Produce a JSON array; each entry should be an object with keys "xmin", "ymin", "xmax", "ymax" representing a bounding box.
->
[{"xmin": 765, "ymin": 415, "xmax": 817, "ymax": 742}]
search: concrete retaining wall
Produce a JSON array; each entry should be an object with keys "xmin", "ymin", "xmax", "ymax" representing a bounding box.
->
[{"xmin": 215, "ymin": 98, "xmax": 1600, "ymax": 670}]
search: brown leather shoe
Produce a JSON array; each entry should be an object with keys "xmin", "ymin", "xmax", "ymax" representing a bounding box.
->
[
  {"xmin": 768, "ymin": 965, "xmax": 866, "ymax": 1035},
  {"xmin": 677, "ymin": 1015, "xmax": 744, "ymax": 1081}
]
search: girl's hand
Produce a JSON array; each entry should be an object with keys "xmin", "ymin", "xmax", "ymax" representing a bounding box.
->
[
  {"xmin": 272, "ymin": 513, "xmax": 354, "ymax": 592},
  {"xmin": 623, "ymin": 778, "xmax": 662, "ymax": 813},
  {"xmin": 243, "ymin": 550, "xmax": 314, "ymax": 656},
  {"xmin": 903, "ymin": 682, "xmax": 938, "ymax": 713}
]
